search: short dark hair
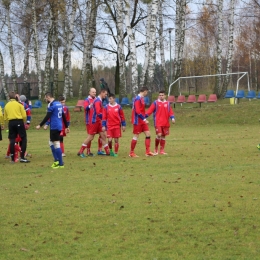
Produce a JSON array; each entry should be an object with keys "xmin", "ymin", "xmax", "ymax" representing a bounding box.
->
[
  {"xmin": 58, "ymin": 95, "xmax": 65, "ymax": 102},
  {"xmin": 140, "ymin": 87, "xmax": 148, "ymax": 93},
  {"xmin": 109, "ymin": 93, "xmax": 115, "ymax": 98},
  {"xmin": 9, "ymin": 91, "xmax": 16, "ymax": 99},
  {"xmin": 100, "ymin": 89, "xmax": 107, "ymax": 94},
  {"xmin": 45, "ymin": 92, "xmax": 53, "ymax": 98},
  {"xmin": 159, "ymin": 90, "xmax": 165, "ymax": 94}
]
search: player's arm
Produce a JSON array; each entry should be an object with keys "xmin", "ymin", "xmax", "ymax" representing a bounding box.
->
[
  {"xmin": 119, "ymin": 107, "xmax": 126, "ymax": 127},
  {"xmin": 169, "ymin": 105, "xmax": 175, "ymax": 123},
  {"xmin": 36, "ymin": 112, "xmax": 51, "ymax": 129},
  {"xmin": 84, "ymin": 99, "xmax": 91, "ymax": 111},
  {"xmin": 145, "ymin": 102, "xmax": 156, "ymax": 118},
  {"xmin": 102, "ymin": 107, "xmax": 107, "ymax": 129},
  {"xmin": 65, "ymin": 106, "xmax": 70, "ymax": 127},
  {"xmin": 134, "ymin": 99, "xmax": 146, "ymax": 120},
  {"xmin": 95, "ymin": 100, "xmax": 103, "ymax": 119}
]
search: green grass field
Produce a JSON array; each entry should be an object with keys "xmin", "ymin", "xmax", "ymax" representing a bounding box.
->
[{"xmin": 1, "ymin": 98, "xmax": 260, "ymax": 259}]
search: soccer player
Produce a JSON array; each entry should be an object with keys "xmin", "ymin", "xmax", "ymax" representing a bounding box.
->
[
  {"xmin": 0, "ymin": 105, "xmax": 4, "ymax": 141},
  {"xmin": 77, "ymin": 88, "xmax": 104, "ymax": 156},
  {"xmin": 45, "ymin": 96, "xmax": 70, "ymax": 157},
  {"xmin": 102, "ymin": 93, "xmax": 126, "ymax": 156},
  {"xmin": 145, "ymin": 90, "xmax": 175, "ymax": 155},
  {"xmin": 4, "ymin": 91, "xmax": 29, "ymax": 163},
  {"xmin": 129, "ymin": 87, "xmax": 154, "ymax": 157},
  {"xmin": 36, "ymin": 92, "xmax": 70, "ymax": 169},
  {"xmin": 78, "ymin": 89, "xmax": 115, "ymax": 157}
]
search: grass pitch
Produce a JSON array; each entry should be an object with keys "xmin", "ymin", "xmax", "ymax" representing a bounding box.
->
[{"xmin": 1, "ymin": 98, "xmax": 260, "ymax": 259}]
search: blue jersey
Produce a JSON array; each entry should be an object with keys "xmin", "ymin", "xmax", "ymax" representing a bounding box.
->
[{"xmin": 47, "ymin": 100, "xmax": 63, "ymax": 130}]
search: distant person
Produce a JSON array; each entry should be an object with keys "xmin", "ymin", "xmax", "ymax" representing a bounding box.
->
[
  {"xmin": 102, "ymin": 93, "xmax": 126, "ymax": 156},
  {"xmin": 129, "ymin": 87, "xmax": 154, "ymax": 157},
  {"xmin": 4, "ymin": 91, "xmax": 30, "ymax": 163},
  {"xmin": 146, "ymin": 90, "xmax": 175, "ymax": 155},
  {"xmin": 36, "ymin": 92, "xmax": 70, "ymax": 169},
  {"xmin": 0, "ymin": 105, "xmax": 4, "ymax": 141},
  {"xmin": 78, "ymin": 89, "xmax": 116, "ymax": 157},
  {"xmin": 100, "ymin": 78, "xmax": 111, "ymax": 95}
]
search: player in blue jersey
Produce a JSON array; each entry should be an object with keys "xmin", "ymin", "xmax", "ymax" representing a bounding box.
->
[{"xmin": 36, "ymin": 92, "xmax": 70, "ymax": 169}]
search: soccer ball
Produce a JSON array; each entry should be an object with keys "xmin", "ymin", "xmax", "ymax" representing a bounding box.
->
[{"xmin": 257, "ymin": 144, "xmax": 260, "ymax": 150}]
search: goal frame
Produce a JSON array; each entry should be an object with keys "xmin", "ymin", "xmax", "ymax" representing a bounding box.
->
[{"xmin": 168, "ymin": 72, "xmax": 250, "ymax": 96}]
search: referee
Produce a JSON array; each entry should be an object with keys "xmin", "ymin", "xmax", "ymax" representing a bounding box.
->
[{"xmin": 4, "ymin": 91, "xmax": 30, "ymax": 163}]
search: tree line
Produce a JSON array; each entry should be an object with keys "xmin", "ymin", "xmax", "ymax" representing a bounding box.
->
[{"xmin": 0, "ymin": 0, "xmax": 259, "ymax": 100}]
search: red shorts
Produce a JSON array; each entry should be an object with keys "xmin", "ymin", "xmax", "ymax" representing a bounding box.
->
[
  {"xmin": 86, "ymin": 122, "xmax": 102, "ymax": 135},
  {"xmin": 155, "ymin": 126, "xmax": 170, "ymax": 136},
  {"xmin": 107, "ymin": 128, "xmax": 121, "ymax": 138},
  {"xmin": 133, "ymin": 123, "xmax": 149, "ymax": 134}
]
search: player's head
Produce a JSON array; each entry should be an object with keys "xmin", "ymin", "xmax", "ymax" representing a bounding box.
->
[
  {"xmin": 158, "ymin": 90, "xmax": 166, "ymax": 101},
  {"xmin": 58, "ymin": 95, "xmax": 66, "ymax": 104},
  {"xmin": 139, "ymin": 87, "xmax": 149, "ymax": 96},
  {"xmin": 44, "ymin": 92, "xmax": 53, "ymax": 103},
  {"xmin": 89, "ymin": 88, "xmax": 96, "ymax": 98},
  {"xmin": 99, "ymin": 89, "xmax": 107, "ymax": 99},
  {"xmin": 20, "ymin": 95, "xmax": 27, "ymax": 103},
  {"xmin": 108, "ymin": 93, "xmax": 116, "ymax": 104},
  {"xmin": 9, "ymin": 91, "xmax": 16, "ymax": 100}
]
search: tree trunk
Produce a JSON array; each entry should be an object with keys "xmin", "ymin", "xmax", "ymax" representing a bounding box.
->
[
  {"xmin": 214, "ymin": 0, "xmax": 223, "ymax": 96},
  {"xmin": 6, "ymin": 2, "xmax": 17, "ymax": 93},
  {"xmin": 43, "ymin": 12, "xmax": 53, "ymax": 95},
  {"xmin": 79, "ymin": 0, "xmax": 98, "ymax": 99},
  {"xmin": 125, "ymin": 1, "xmax": 138, "ymax": 95},
  {"xmin": 53, "ymin": 10, "xmax": 59, "ymax": 98},
  {"xmin": 221, "ymin": 0, "xmax": 234, "ymax": 97},
  {"xmin": 32, "ymin": 0, "xmax": 43, "ymax": 100},
  {"xmin": 158, "ymin": 0, "xmax": 167, "ymax": 91},
  {"xmin": 0, "ymin": 51, "xmax": 9, "ymax": 100}
]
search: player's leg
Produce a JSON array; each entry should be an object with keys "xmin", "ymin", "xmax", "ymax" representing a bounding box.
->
[
  {"xmin": 154, "ymin": 126, "xmax": 162, "ymax": 155},
  {"xmin": 160, "ymin": 127, "xmax": 169, "ymax": 154},
  {"xmin": 16, "ymin": 121, "xmax": 29, "ymax": 163},
  {"xmin": 50, "ymin": 130, "xmax": 64, "ymax": 168},
  {"xmin": 97, "ymin": 135, "xmax": 105, "ymax": 155},
  {"xmin": 78, "ymin": 134, "xmax": 95, "ymax": 157},
  {"xmin": 129, "ymin": 133, "xmax": 139, "ymax": 157},
  {"xmin": 143, "ymin": 124, "xmax": 154, "ymax": 156},
  {"xmin": 60, "ymin": 136, "xmax": 65, "ymax": 156},
  {"xmin": 99, "ymin": 131, "xmax": 110, "ymax": 155},
  {"xmin": 114, "ymin": 138, "xmax": 119, "ymax": 155}
]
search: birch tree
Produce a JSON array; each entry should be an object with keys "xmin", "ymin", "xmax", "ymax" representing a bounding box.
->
[
  {"xmin": 0, "ymin": 50, "xmax": 8, "ymax": 100},
  {"xmin": 78, "ymin": 0, "xmax": 98, "ymax": 99},
  {"xmin": 221, "ymin": 0, "xmax": 235, "ymax": 97},
  {"xmin": 214, "ymin": 0, "xmax": 223, "ymax": 96},
  {"xmin": 158, "ymin": 0, "xmax": 167, "ymax": 91},
  {"xmin": 124, "ymin": 0, "xmax": 138, "ymax": 95},
  {"xmin": 3, "ymin": 0, "xmax": 17, "ymax": 92},
  {"xmin": 32, "ymin": 0, "xmax": 42, "ymax": 100}
]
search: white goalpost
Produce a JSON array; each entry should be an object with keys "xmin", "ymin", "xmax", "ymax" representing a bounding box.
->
[{"xmin": 168, "ymin": 72, "xmax": 250, "ymax": 96}]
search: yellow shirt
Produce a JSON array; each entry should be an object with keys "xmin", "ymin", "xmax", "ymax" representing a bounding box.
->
[
  {"xmin": 0, "ymin": 106, "xmax": 4, "ymax": 126},
  {"xmin": 4, "ymin": 99, "xmax": 26, "ymax": 122}
]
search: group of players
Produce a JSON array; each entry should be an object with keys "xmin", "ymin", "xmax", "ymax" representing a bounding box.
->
[
  {"xmin": 77, "ymin": 86, "xmax": 175, "ymax": 159},
  {"xmin": 1, "ymin": 86, "xmax": 175, "ymax": 168}
]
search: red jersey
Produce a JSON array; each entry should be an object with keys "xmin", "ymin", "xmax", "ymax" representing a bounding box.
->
[
  {"xmin": 84, "ymin": 96, "xmax": 95, "ymax": 125},
  {"xmin": 62, "ymin": 105, "xmax": 70, "ymax": 130},
  {"xmin": 21, "ymin": 102, "xmax": 31, "ymax": 124},
  {"xmin": 92, "ymin": 96, "xmax": 103, "ymax": 123},
  {"xmin": 131, "ymin": 94, "xmax": 146, "ymax": 125},
  {"xmin": 146, "ymin": 99, "xmax": 175, "ymax": 127},
  {"xmin": 102, "ymin": 103, "xmax": 126, "ymax": 130}
]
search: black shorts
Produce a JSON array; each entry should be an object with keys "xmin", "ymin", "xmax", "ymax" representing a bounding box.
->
[
  {"xmin": 8, "ymin": 119, "xmax": 26, "ymax": 139},
  {"xmin": 50, "ymin": 130, "xmax": 61, "ymax": 142}
]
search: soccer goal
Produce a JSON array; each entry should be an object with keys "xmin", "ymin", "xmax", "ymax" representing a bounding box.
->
[{"xmin": 168, "ymin": 72, "xmax": 250, "ymax": 96}]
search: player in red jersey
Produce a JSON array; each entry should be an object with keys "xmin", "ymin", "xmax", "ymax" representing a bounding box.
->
[
  {"xmin": 102, "ymin": 93, "xmax": 126, "ymax": 156},
  {"xmin": 129, "ymin": 87, "xmax": 154, "ymax": 157},
  {"xmin": 78, "ymin": 89, "xmax": 115, "ymax": 157},
  {"xmin": 145, "ymin": 90, "xmax": 175, "ymax": 155}
]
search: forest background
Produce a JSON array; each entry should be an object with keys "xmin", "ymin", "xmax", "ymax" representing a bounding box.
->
[{"xmin": 0, "ymin": 0, "xmax": 259, "ymax": 100}]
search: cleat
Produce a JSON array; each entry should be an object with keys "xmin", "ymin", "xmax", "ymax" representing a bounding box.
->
[
  {"xmin": 110, "ymin": 151, "xmax": 117, "ymax": 157},
  {"xmin": 87, "ymin": 152, "xmax": 95, "ymax": 157},
  {"xmin": 159, "ymin": 151, "xmax": 168, "ymax": 155},
  {"xmin": 154, "ymin": 150, "xmax": 158, "ymax": 155},
  {"xmin": 20, "ymin": 158, "xmax": 30, "ymax": 163},
  {"xmin": 52, "ymin": 164, "xmax": 64, "ymax": 169},
  {"xmin": 51, "ymin": 161, "xmax": 59, "ymax": 168},
  {"xmin": 77, "ymin": 152, "xmax": 80, "ymax": 156},
  {"xmin": 145, "ymin": 151, "xmax": 155, "ymax": 157},
  {"xmin": 97, "ymin": 151, "xmax": 106, "ymax": 155},
  {"xmin": 62, "ymin": 153, "xmax": 66, "ymax": 157},
  {"xmin": 10, "ymin": 160, "xmax": 15, "ymax": 164},
  {"xmin": 5, "ymin": 155, "xmax": 10, "ymax": 159},
  {"xmin": 129, "ymin": 152, "xmax": 139, "ymax": 158},
  {"xmin": 79, "ymin": 153, "xmax": 86, "ymax": 158},
  {"xmin": 257, "ymin": 144, "xmax": 260, "ymax": 150}
]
